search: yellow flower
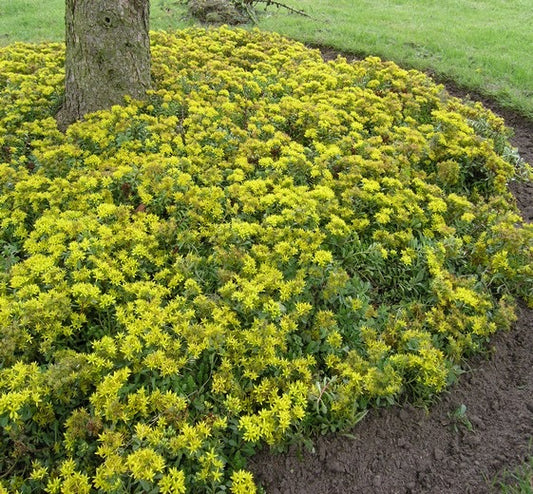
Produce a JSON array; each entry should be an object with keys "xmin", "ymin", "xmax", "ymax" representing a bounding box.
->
[
  {"xmin": 313, "ymin": 250, "xmax": 333, "ymax": 267},
  {"xmin": 159, "ymin": 468, "xmax": 187, "ymax": 494},
  {"xmin": 126, "ymin": 447, "xmax": 166, "ymax": 482},
  {"xmin": 0, "ymin": 25, "xmax": 529, "ymax": 493},
  {"xmin": 326, "ymin": 330, "xmax": 343, "ymax": 348},
  {"xmin": 230, "ymin": 470, "xmax": 257, "ymax": 494}
]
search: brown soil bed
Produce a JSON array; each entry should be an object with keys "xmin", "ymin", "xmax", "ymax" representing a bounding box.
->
[{"xmin": 249, "ymin": 49, "xmax": 533, "ymax": 494}]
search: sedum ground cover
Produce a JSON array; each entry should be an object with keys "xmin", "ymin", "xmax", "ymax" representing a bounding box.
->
[{"xmin": 0, "ymin": 27, "xmax": 532, "ymax": 493}]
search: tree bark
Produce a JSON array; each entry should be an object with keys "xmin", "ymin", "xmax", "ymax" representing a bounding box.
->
[{"xmin": 57, "ymin": 0, "xmax": 151, "ymax": 130}]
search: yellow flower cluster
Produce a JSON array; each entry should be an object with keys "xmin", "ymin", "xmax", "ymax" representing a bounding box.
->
[{"xmin": 0, "ymin": 26, "xmax": 531, "ymax": 492}]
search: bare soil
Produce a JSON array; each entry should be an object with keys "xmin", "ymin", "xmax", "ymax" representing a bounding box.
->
[{"xmin": 249, "ymin": 51, "xmax": 533, "ymax": 494}]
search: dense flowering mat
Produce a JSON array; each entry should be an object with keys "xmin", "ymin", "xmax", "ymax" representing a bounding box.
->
[{"xmin": 0, "ymin": 27, "xmax": 531, "ymax": 493}]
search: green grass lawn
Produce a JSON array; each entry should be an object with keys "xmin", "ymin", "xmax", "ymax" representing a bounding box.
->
[
  {"xmin": 1, "ymin": 0, "xmax": 532, "ymax": 118},
  {"xmin": 494, "ymin": 454, "xmax": 533, "ymax": 493},
  {"xmin": 0, "ymin": 0, "xmax": 190, "ymax": 45},
  {"xmin": 259, "ymin": 0, "xmax": 533, "ymax": 118},
  {"xmin": 0, "ymin": 0, "xmax": 65, "ymax": 46}
]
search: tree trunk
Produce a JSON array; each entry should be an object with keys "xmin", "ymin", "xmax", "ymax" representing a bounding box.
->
[{"xmin": 57, "ymin": 0, "xmax": 151, "ymax": 130}]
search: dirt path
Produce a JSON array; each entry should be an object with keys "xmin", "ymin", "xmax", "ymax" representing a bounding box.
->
[{"xmin": 249, "ymin": 54, "xmax": 533, "ymax": 494}]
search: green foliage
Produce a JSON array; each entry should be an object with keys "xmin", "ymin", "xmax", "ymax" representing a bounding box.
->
[
  {"xmin": 0, "ymin": 27, "xmax": 532, "ymax": 492},
  {"xmin": 447, "ymin": 404, "xmax": 473, "ymax": 433},
  {"xmin": 496, "ymin": 454, "xmax": 533, "ymax": 493}
]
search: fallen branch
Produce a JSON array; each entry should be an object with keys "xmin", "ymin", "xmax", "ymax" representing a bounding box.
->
[
  {"xmin": 247, "ymin": 0, "xmax": 310, "ymax": 18},
  {"xmin": 180, "ymin": 0, "xmax": 310, "ymax": 25}
]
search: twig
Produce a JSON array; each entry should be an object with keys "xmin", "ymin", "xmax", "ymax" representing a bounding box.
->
[{"xmin": 253, "ymin": 0, "xmax": 311, "ymax": 18}]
